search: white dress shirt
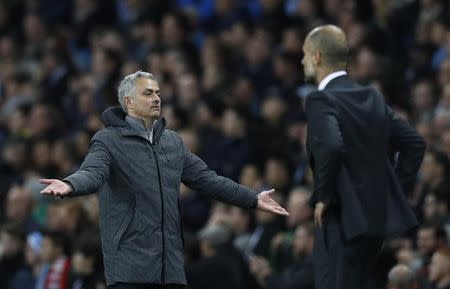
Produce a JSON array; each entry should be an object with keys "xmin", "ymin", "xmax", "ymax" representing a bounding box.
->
[{"xmin": 318, "ymin": 70, "xmax": 347, "ymax": 91}]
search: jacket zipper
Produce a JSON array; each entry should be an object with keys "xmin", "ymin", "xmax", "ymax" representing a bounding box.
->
[{"xmin": 151, "ymin": 144, "xmax": 166, "ymax": 284}]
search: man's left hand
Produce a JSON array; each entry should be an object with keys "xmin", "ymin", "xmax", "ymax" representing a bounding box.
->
[{"xmin": 257, "ymin": 189, "xmax": 289, "ymax": 216}]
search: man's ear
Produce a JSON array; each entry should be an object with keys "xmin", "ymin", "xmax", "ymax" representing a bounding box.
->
[
  {"xmin": 124, "ymin": 96, "xmax": 133, "ymax": 111},
  {"xmin": 313, "ymin": 51, "xmax": 321, "ymax": 66}
]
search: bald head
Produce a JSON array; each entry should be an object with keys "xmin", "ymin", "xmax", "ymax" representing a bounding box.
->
[
  {"xmin": 388, "ymin": 265, "xmax": 416, "ymax": 289},
  {"xmin": 305, "ymin": 25, "xmax": 348, "ymax": 70}
]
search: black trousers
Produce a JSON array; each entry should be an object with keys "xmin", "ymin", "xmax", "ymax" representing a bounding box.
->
[
  {"xmin": 313, "ymin": 213, "xmax": 384, "ymax": 289},
  {"xmin": 108, "ymin": 283, "xmax": 186, "ymax": 289}
]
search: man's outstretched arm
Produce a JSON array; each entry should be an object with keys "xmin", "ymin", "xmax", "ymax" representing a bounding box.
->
[
  {"xmin": 40, "ymin": 137, "xmax": 112, "ymax": 198},
  {"xmin": 179, "ymin": 136, "xmax": 288, "ymax": 216}
]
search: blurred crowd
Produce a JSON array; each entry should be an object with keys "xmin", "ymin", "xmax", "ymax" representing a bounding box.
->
[{"xmin": 1, "ymin": 0, "xmax": 450, "ymax": 289}]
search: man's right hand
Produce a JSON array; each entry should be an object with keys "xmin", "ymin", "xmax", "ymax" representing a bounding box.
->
[{"xmin": 39, "ymin": 179, "xmax": 72, "ymax": 197}]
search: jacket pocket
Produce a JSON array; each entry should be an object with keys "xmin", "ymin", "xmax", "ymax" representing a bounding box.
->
[
  {"xmin": 112, "ymin": 199, "xmax": 136, "ymax": 251},
  {"xmin": 177, "ymin": 198, "xmax": 184, "ymax": 249}
]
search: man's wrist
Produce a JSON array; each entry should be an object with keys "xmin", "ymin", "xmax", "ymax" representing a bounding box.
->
[{"xmin": 63, "ymin": 180, "xmax": 75, "ymax": 194}]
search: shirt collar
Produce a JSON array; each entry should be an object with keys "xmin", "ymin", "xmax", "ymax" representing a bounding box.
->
[{"xmin": 318, "ymin": 70, "xmax": 347, "ymax": 91}]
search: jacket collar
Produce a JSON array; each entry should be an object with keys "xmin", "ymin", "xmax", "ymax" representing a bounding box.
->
[
  {"xmin": 100, "ymin": 106, "xmax": 166, "ymax": 142},
  {"xmin": 323, "ymin": 74, "xmax": 358, "ymax": 90},
  {"xmin": 318, "ymin": 70, "xmax": 347, "ymax": 90}
]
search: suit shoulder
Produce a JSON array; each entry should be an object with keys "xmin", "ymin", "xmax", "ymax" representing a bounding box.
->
[{"xmin": 305, "ymin": 90, "xmax": 334, "ymax": 109}]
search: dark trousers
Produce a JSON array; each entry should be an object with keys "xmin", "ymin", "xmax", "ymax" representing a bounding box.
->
[
  {"xmin": 108, "ymin": 283, "xmax": 186, "ymax": 289},
  {"xmin": 313, "ymin": 213, "xmax": 384, "ymax": 289}
]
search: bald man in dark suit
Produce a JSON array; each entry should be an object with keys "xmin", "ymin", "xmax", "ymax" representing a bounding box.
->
[{"xmin": 302, "ymin": 25, "xmax": 426, "ymax": 289}]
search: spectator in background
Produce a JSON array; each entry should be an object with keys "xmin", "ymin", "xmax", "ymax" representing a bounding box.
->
[
  {"xmin": 242, "ymin": 193, "xmax": 285, "ymax": 259},
  {"xmin": 8, "ymin": 231, "xmax": 44, "ymax": 289},
  {"xmin": 186, "ymin": 223, "xmax": 245, "ymax": 289},
  {"xmin": 264, "ymin": 158, "xmax": 291, "ymax": 193},
  {"xmin": 429, "ymin": 247, "xmax": 450, "ymax": 289},
  {"xmin": 387, "ymin": 265, "xmax": 418, "ymax": 289},
  {"xmin": 68, "ymin": 235, "xmax": 102, "ymax": 289},
  {"xmin": 40, "ymin": 230, "xmax": 71, "ymax": 289},
  {"xmin": 417, "ymin": 149, "xmax": 450, "ymax": 221},
  {"xmin": 416, "ymin": 223, "xmax": 448, "ymax": 279},
  {"xmin": 4, "ymin": 185, "xmax": 39, "ymax": 234},
  {"xmin": 214, "ymin": 108, "xmax": 251, "ymax": 180},
  {"xmin": 411, "ymin": 79, "xmax": 437, "ymax": 123},
  {"xmin": 270, "ymin": 187, "xmax": 312, "ymax": 269},
  {"xmin": 423, "ymin": 189, "xmax": 450, "ymax": 227},
  {"xmin": 0, "ymin": 223, "xmax": 26, "ymax": 289},
  {"xmin": 239, "ymin": 164, "xmax": 264, "ymax": 191},
  {"xmin": 249, "ymin": 223, "xmax": 314, "ymax": 289},
  {"xmin": 285, "ymin": 187, "xmax": 312, "ymax": 229}
]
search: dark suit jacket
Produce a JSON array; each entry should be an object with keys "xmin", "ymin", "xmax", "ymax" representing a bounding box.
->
[{"xmin": 306, "ymin": 75, "xmax": 425, "ymax": 240}]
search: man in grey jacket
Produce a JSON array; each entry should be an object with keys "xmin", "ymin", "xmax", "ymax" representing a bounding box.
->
[{"xmin": 39, "ymin": 71, "xmax": 288, "ymax": 289}]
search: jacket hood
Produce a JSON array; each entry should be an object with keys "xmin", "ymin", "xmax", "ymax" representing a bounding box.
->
[
  {"xmin": 101, "ymin": 107, "xmax": 128, "ymax": 127},
  {"xmin": 100, "ymin": 106, "xmax": 167, "ymax": 142}
]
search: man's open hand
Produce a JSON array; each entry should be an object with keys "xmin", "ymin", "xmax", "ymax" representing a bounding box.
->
[
  {"xmin": 39, "ymin": 179, "xmax": 72, "ymax": 197},
  {"xmin": 256, "ymin": 189, "xmax": 289, "ymax": 216}
]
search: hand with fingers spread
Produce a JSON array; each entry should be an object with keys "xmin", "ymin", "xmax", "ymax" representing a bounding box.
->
[
  {"xmin": 256, "ymin": 189, "xmax": 289, "ymax": 216},
  {"xmin": 39, "ymin": 179, "xmax": 72, "ymax": 198}
]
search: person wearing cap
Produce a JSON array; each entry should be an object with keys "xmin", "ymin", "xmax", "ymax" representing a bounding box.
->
[{"xmin": 38, "ymin": 71, "xmax": 288, "ymax": 289}]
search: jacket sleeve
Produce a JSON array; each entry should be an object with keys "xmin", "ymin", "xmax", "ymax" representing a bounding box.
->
[
  {"xmin": 180, "ymin": 136, "xmax": 258, "ymax": 209},
  {"xmin": 386, "ymin": 105, "xmax": 426, "ymax": 194},
  {"xmin": 63, "ymin": 135, "xmax": 112, "ymax": 197},
  {"xmin": 306, "ymin": 92, "xmax": 344, "ymax": 206}
]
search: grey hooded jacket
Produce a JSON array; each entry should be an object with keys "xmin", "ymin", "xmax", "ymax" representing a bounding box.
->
[{"xmin": 63, "ymin": 107, "xmax": 258, "ymax": 286}]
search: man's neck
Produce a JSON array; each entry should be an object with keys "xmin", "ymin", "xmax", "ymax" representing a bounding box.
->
[{"xmin": 316, "ymin": 68, "xmax": 341, "ymax": 85}]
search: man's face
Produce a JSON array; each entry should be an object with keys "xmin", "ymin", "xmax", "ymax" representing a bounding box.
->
[
  {"xmin": 429, "ymin": 252, "xmax": 450, "ymax": 283},
  {"xmin": 126, "ymin": 78, "xmax": 161, "ymax": 121},
  {"xmin": 302, "ymin": 41, "xmax": 317, "ymax": 81}
]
